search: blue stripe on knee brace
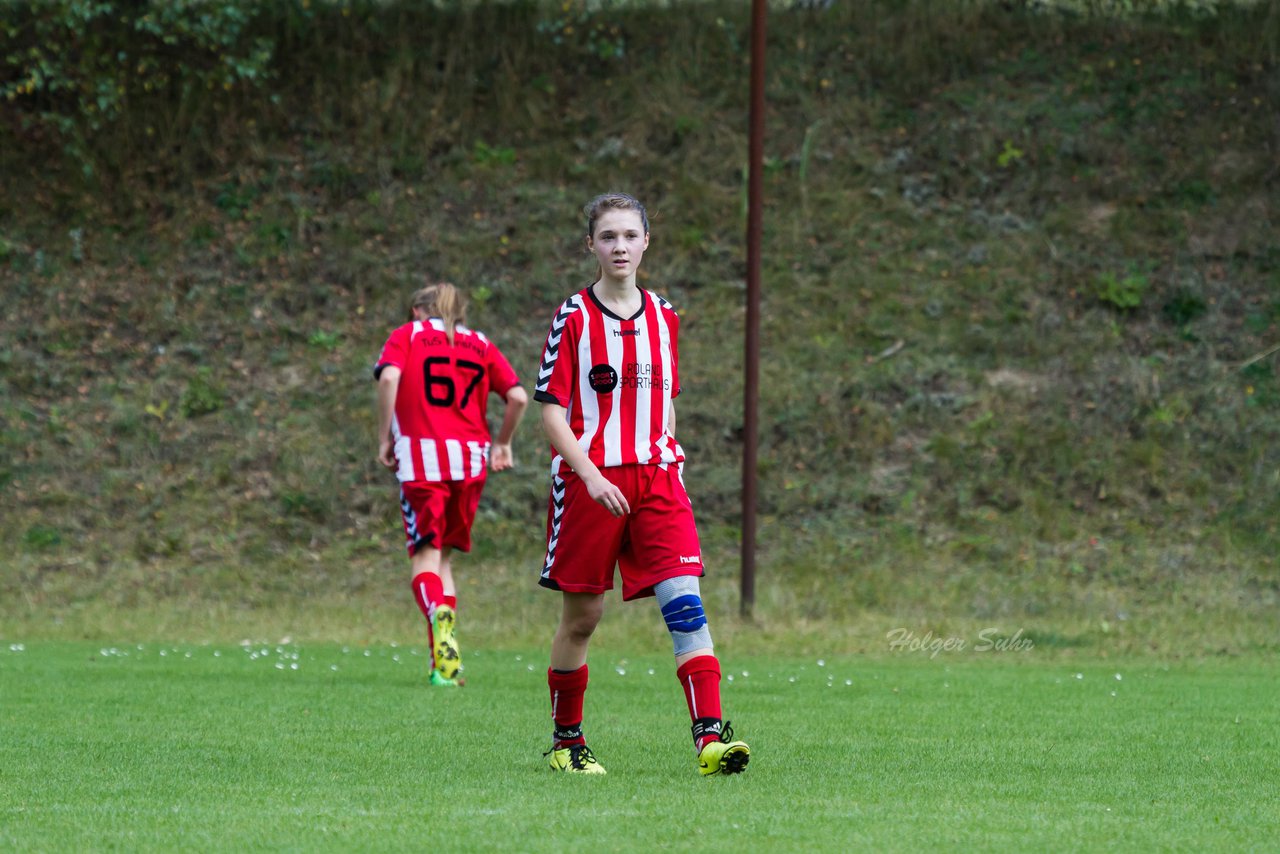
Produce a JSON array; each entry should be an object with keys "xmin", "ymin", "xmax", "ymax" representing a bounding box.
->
[
  {"xmin": 656, "ymin": 576, "xmax": 714, "ymax": 655},
  {"xmin": 661, "ymin": 594, "xmax": 707, "ymax": 633}
]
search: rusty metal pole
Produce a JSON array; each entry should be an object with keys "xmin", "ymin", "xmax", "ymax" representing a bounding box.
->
[{"xmin": 741, "ymin": 0, "xmax": 766, "ymax": 618}]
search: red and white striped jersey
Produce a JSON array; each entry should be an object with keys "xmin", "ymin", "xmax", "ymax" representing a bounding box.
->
[
  {"xmin": 374, "ymin": 318, "xmax": 520, "ymax": 483},
  {"xmin": 534, "ymin": 286, "xmax": 684, "ymax": 473}
]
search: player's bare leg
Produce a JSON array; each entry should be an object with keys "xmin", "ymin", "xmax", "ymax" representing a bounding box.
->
[
  {"xmin": 550, "ymin": 592, "xmax": 604, "ymax": 670},
  {"xmin": 438, "ymin": 546, "xmax": 455, "ymax": 599},
  {"xmin": 546, "ymin": 593, "xmax": 607, "ymax": 773}
]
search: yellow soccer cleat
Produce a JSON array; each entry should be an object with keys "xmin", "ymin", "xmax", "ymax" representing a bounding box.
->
[
  {"xmin": 697, "ymin": 722, "xmax": 750, "ymax": 776},
  {"xmin": 431, "ymin": 605, "xmax": 461, "ymax": 680},
  {"xmin": 545, "ymin": 743, "xmax": 607, "ymax": 775}
]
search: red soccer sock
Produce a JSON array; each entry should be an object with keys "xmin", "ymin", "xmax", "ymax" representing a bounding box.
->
[
  {"xmin": 410, "ymin": 571, "xmax": 445, "ymax": 665},
  {"xmin": 677, "ymin": 655, "xmax": 724, "ymax": 750},
  {"xmin": 548, "ymin": 665, "xmax": 589, "ymax": 748},
  {"xmin": 443, "ymin": 594, "xmax": 457, "ymax": 611}
]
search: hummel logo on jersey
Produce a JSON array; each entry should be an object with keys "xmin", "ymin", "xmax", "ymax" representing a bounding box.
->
[
  {"xmin": 679, "ymin": 555, "xmax": 702, "ymax": 565},
  {"xmin": 612, "ymin": 328, "xmax": 641, "ymax": 337}
]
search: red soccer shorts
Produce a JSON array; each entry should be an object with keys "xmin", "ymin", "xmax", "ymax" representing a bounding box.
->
[
  {"xmin": 539, "ymin": 463, "xmax": 704, "ymax": 601},
  {"xmin": 399, "ymin": 478, "xmax": 485, "ymax": 555}
]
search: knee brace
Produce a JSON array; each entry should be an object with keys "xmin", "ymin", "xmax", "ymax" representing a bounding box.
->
[{"xmin": 655, "ymin": 576, "xmax": 714, "ymax": 656}]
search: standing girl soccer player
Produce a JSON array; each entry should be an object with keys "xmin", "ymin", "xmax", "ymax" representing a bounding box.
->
[
  {"xmin": 533, "ymin": 193, "xmax": 751, "ymax": 776},
  {"xmin": 375, "ymin": 282, "xmax": 528, "ymax": 686}
]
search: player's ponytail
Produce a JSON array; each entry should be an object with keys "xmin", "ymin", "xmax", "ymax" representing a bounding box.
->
[{"xmin": 409, "ymin": 282, "xmax": 467, "ymax": 346}]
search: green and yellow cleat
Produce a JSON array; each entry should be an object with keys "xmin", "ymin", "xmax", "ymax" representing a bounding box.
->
[
  {"xmin": 697, "ymin": 723, "xmax": 750, "ymax": 776},
  {"xmin": 545, "ymin": 744, "xmax": 606, "ymax": 775},
  {"xmin": 431, "ymin": 605, "xmax": 461, "ymax": 680},
  {"xmin": 429, "ymin": 669, "xmax": 460, "ymax": 688}
]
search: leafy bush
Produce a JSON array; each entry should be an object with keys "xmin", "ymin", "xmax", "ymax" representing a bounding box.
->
[
  {"xmin": 307, "ymin": 330, "xmax": 342, "ymax": 351},
  {"xmin": 1162, "ymin": 288, "xmax": 1208, "ymax": 326},
  {"xmin": 179, "ymin": 368, "xmax": 225, "ymax": 417},
  {"xmin": 1027, "ymin": 0, "xmax": 1265, "ymax": 15},
  {"xmin": 1095, "ymin": 270, "xmax": 1148, "ymax": 310},
  {"xmin": 534, "ymin": 0, "xmax": 627, "ymax": 59},
  {"xmin": 23, "ymin": 524, "xmax": 61, "ymax": 550},
  {"xmin": 2, "ymin": 0, "xmax": 274, "ymax": 175}
]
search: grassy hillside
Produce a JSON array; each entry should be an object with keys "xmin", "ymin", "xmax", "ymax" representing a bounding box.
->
[{"xmin": 2, "ymin": 0, "xmax": 1277, "ymax": 653}]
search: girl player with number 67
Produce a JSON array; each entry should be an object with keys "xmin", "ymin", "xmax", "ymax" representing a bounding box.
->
[
  {"xmin": 534, "ymin": 193, "xmax": 751, "ymax": 776},
  {"xmin": 374, "ymin": 282, "xmax": 528, "ymax": 687}
]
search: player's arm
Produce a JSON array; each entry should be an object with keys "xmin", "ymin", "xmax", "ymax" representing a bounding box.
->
[
  {"xmin": 540, "ymin": 403, "xmax": 630, "ymax": 517},
  {"xmin": 668, "ymin": 399, "xmax": 677, "ymax": 439},
  {"xmin": 376, "ymin": 365, "xmax": 401, "ymax": 470},
  {"xmin": 490, "ymin": 384, "xmax": 529, "ymax": 472}
]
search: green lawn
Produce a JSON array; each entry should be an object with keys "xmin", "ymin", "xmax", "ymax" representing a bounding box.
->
[{"xmin": 3, "ymin": 641, "xmax": 1276, "ymax": 852}]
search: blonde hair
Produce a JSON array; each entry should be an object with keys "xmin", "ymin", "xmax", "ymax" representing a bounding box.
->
[{"xmin": 409, "ymin": 282, "xmax": 467, "ymax": 346}]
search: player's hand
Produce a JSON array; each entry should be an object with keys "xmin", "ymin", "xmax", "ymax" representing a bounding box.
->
[
  {"xmin": 490, "ymin": 443, "xmax": 514, "ymax": 472},
  {"xmin": 378, "ymin": 438, "xmax": 397, "ymax": 470},
  {"xmin": 585, "ymin": 473, "xmax": 629, "ymax": 517}
]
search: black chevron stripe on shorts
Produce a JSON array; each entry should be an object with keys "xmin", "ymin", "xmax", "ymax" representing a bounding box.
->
[{"xmin": 541, "ymin": 475, "xmax": 567, "ymax": 577}]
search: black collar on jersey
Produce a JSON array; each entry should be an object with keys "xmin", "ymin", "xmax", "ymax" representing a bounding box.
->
[{"xmin": 587, "ymin": 283, "xmax": 647, "ymax": 321}]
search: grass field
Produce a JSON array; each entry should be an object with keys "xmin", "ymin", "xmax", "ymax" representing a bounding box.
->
[
  {"xmin": 3, "ymin": 3, "xmax": 1278, "ymax": 849},
  {"xmin": 3, "ymin": 640, "xmax": 1277, "ymax": 852}
]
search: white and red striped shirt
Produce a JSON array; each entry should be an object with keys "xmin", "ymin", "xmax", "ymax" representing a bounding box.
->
[
  {"xmin": 534, "ymin": 287, "xmax": 684, "ymax": 473},
  {"xmin": 374, "ymin": 318, "xmax": 520, "ymax": 483}
]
